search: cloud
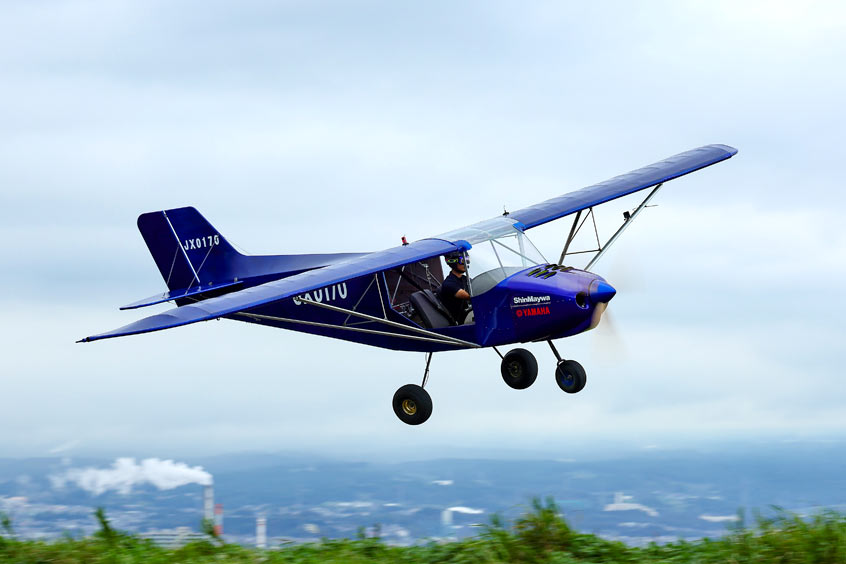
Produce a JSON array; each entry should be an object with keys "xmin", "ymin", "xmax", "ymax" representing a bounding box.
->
[
  {"xmin": 47, "ymin": 440, "xmax": 80, "ymax": 455},
  {"xmin": 604, "ymin": 493, "xmax": 659, "ymax": 517},
  {"xmin": 448, "ymin": 506, "xmax": 485, "ymax": 515},
  {"xmin": 699, "ymin": 514, "xmax": 740, "ymax": 523}
]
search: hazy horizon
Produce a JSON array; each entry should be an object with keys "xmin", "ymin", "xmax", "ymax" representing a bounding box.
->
[{"xmin": 6, "ymin": 433, "xmax": 844, "ymax": 464}]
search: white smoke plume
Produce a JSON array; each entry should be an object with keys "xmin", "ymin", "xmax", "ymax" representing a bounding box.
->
[{"xmin": 51, "ymin": 457, "xmax": 212, "ymax": 495}]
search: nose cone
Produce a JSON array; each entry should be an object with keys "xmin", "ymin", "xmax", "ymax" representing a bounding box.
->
[{"xmin": 589, "ymin": 279, "xmax": 616, "ymax": 304}]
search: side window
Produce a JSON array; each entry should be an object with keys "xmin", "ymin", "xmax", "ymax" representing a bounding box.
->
[{"xmin": 386, "ymin": 257, "xmax": 444, "ymax": 309}]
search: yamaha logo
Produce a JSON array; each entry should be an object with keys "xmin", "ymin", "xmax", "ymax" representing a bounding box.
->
[{"xmin": 515, "ymin": 306, "xmax": 550, "ymax": 317}]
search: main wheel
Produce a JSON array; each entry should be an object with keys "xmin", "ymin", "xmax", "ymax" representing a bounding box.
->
[
  {"xmin": 555, "ymin": 360, "xmax": 587, "ymax": 393},
  {"xmin": 392, "ymin": 384, "xmax": 433, "ymax": 425},
  {"xmin": 500, "ymin": 348, "xmax": 538, "ymax": 390}
]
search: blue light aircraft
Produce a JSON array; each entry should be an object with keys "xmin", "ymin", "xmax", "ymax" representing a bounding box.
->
[{"xmin": 80, "ymin": 144, "xmax": 737, "ymax": 425}]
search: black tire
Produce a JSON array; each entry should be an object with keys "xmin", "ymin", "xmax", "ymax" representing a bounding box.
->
[
  {"xmin": 500, "ymin": 348, "xmax": 538, "ymax": 390},
  {"xmin": 555, "ymin": 359, "xmax": 587, "ymax": 393},
  {"xmin": 392, "ymin": 384, "xmax": 433, "ymax": 425}
]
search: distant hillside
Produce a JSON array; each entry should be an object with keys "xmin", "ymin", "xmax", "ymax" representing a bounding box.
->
[
  {"xmin": 2, "ymin": 443, "xmax": 845, "ymax": 545},
  {"xmin": 1, "ymin": 499, "xmax": 845, "ymax": 563}
]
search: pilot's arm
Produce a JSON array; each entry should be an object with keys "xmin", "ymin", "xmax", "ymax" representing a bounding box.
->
[{"xmin": 455, "ymin": 289, "xmax": 471, "ymax": 300}]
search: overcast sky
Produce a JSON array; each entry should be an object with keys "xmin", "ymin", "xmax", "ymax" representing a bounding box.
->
[{"xmin": 1, "ymin": 1, "xmax": 844, "ymax": 460}]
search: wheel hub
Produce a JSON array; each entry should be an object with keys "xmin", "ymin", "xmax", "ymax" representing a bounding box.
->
[
  {"xmin": 401, "ymin": 399, "xmax": 417, "ymax": 416},
  {"xmin": 507, "ymin": 361, "xmax": 522, "ymax": 378}
]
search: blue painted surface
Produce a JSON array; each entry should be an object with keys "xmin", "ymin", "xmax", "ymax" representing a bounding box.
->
[
  {"xmin": 471, "ymin": 266, "xmax": 611, "ymax": 347},
  {"xmin": 509, "ymin": 144, "xmax": 737, "ymax": 230},
  {"xmin": 231, "ymin": 264, "xmax": 612, "ymax": 352},
  {"xmin": 589, "ymin": 280, "xmax": 617, "ymax": 304},
  {"xmin": 230, "ymin": 272, "xmax": 478, "ymax": 352},
  {"xmin": 120, "ymin": 280, "xmax": 244, "ymax": 310}
]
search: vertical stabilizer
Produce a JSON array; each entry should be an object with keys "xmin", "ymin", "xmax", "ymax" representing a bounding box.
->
[
  {"xmin": 137, "ymin": 206, "xmax": 240, "ymax": 292},
  {"xmin": 132, "ymin": 206, "xmax": 368, "ymax": 309}
]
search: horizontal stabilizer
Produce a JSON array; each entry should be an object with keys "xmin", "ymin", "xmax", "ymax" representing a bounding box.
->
[
  {"xmin": 77, "ymin": 304, "xmax": 222, "ymax": 343},
  {"xmin": 119, "ymin": 280, "xmax": 244, "ymax": 310}
]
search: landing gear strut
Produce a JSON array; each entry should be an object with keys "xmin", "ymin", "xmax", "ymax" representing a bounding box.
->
[
  {"xmin": 548, "ymin": 341, "xmax": 587, "ymax": 393},
  {"xmin": 392, "ymin": 353, "xmax": 434, "ymax": 425}
]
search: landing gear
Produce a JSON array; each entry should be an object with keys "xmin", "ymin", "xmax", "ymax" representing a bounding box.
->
[
  {"xmin": 393, "ymin": 352, "xmax": 434, "ymax": 425},
  {"xmin": 392, "ymin": 384, "xmax": 433, "ymax": 425},
  {"xmin": 555, "ymin": 359, "xmax": 586, "ymax": 393},
  {"xmin": 548, "ymin": 341, "xmax": 587, "ymax": 394},
  {"xmin": 498, "ymin": 348, "xmax": 538, "ymax": 390}
]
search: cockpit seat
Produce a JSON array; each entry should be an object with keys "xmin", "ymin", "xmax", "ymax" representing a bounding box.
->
[{"xmin": 409, "ymin": 289, "xmax": 455, "ymax": 329}]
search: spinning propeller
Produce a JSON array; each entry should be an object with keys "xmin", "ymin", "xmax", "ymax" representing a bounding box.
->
[{"xmin": 585, "ymin": 239, "xmax": 651, "ymax": 356}]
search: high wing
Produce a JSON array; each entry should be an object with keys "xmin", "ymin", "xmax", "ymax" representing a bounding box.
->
[
  {"xmin": 80, "ymin": 238, "xmax": 462, "ymax": 342},
  {"xmin": 507, "ymin": 144, "xmax": 737, "ymax": 230}
]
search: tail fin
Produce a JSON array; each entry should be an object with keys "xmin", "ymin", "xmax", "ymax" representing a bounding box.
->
[
  {"xmin": 137, "ymin": 207, "xmax": 241, "ymax": 293},
  {"xmin": 135, "ymin": 207, "xmax": 368, "ymax": 307}
]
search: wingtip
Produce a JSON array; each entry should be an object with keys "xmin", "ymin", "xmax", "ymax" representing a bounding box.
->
[{"xmin": 711, "ymin": 143, "xmax": 738, "ymax": 156}]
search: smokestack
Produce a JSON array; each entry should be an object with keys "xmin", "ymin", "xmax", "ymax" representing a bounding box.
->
[
  {"xmin": 203, "ymin": 485, "xmax": 214, "ymax": 521},
  {"xmin": 441, "ymin": 508, "xmax": 453, "ymax": 527},
  {"xmin": 214, "ymin": 503, "xmax": 223, "ymax": 536},
  {"xmin": 256, "ymin": 516, "xmax": 267, "ymax": 549}
]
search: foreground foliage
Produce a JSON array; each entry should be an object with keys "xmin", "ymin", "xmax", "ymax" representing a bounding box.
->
[{"xmin": 1, "ymin": 498, "xmax": 845, "ymax": 563}]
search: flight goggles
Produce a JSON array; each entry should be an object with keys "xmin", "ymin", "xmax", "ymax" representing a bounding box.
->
[{"xmin": 445, "ymin": 253, "xmax": 469, "ymax": 266}]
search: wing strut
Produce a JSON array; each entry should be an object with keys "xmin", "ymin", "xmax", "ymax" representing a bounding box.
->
[
  {"xmin": 293, "ymin": 296, "xmax": 479, "ymax": 348},
  {"xmin": 556, "ymin": 183, "xmax": 664, "ymax": 271},
  {"xmin": 585, "ymin": 183, "xmax": 663, "ymax": 271},
  {"xmin": 237, "ymin": 311, "xmax": 475, "ymax": 348},
  {"xmin": 555, "ymin": 207, "xmax": 603, "ymax": 264},
  {"xmin": 557, "ymin": 210, "xmax": 582, "ymax": 265}
]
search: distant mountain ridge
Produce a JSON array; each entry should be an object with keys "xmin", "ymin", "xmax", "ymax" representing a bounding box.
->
[{"xmin": 1, "ymin": 442, "xmax": 844, "ymax": 546}]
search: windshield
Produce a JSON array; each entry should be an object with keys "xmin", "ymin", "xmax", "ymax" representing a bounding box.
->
[{"xmin": 466, "ymin": 229, "xmax": 547, "ymax": 295}]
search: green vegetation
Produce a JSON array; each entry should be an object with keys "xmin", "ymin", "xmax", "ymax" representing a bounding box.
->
[{"xmin": 1, "ymin": 499, "xmax": 845, "ymax": 563}]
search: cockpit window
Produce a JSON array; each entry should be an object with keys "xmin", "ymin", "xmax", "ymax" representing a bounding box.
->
[
  {"xmin": 436, "ymin": 216, "xmax": 522, "ymax": 245},
  {"xmin": 466, "ymin": 229, "xmax": 547, "ymax": 295}
]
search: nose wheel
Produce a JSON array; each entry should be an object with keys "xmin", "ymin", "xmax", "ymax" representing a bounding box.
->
[
  {"xmin": 548, "ymin": 341, "xmax": 587, "ymax": 394},
  {"xmin": 555, "ymin": 359, "xmax": 586, "ymax": 393}
]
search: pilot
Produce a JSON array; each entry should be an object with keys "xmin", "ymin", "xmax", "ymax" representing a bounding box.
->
[{"xmin": 438, "ymin": 251, "xmax": 472, "ymax": 324}]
